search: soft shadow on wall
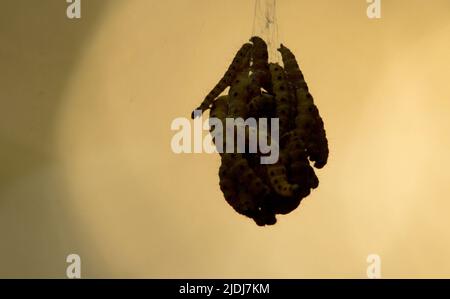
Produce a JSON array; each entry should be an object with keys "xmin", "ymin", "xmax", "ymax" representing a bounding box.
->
[{"xmin": 0, "ymin": 0, "xmax": 111, "ymax": 277}]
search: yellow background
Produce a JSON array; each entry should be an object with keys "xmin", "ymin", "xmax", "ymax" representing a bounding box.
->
[{"xmin": 1, "ymin": 0, "xmax": 450, "ymax": 278}]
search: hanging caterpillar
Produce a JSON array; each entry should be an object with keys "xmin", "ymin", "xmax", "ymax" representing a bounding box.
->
[
  {"xmin": 229, "ymin": 65, "xmax": 297, "ymax": 198},
  {"xmin": 219, "ymin": 153, "xmax": 271, "ymax": 224},
  {"xmin": 218, "ymin": 160, "xmax": 239, "ymax": 207},
  {"xmin": 209, "ymin": 95, "xmax": 229, "ymax": 123},
  {"xmin": 219, "ymin": 155, "xmax": 268, "ymax": 224},
  {"xmin": 227, "ymin": 154, "xmax": 270, "ymax": 197},
  {"xmin": 278, "ymin": 44, "xmax": 329, "ymax": 169},
  {"xmin": 228, "ymin": 69, "xmax": 255, "ymax": 118},
  {"xmin": 294, "ymin": 88, "xmax": 329, "ymax": 169},
  {"xmin": 219, "ymin": 156, "xmax": 276, "ymax": 226},
  {"xmin": 192, "ymin": 43, "xmax": 253, "ymax": 119},
  {"xmin": 218, "ymin": 148, "xmax": 277, "ymax": 226},
  {"xmin": 285, "ymin": 137, "xmax": 319, "ymax": 198},
  {"xmin": 247, "ymin": 93, "xmax": 276, "ymax": 119},
  {"xmin": 209, "ymin": 95, "xmax": 229, "ymax": 153},
  {"xmin": 211, "ymin": 85, "xmax": 272, "ymax": 225},
  {"xmin": 269, "ymin": 63, "xmax": 295, "ymax": 135},
  {"xmin": 250, "ymin": 36, "xmax": 272, "ymax": 93},
  {"xmin": 277, "ymin": 44, "xmax": 308, "ymax": 91},
  {"xmin": 266, "ymin": 151, "xmax": 299, "ymax": 197}
]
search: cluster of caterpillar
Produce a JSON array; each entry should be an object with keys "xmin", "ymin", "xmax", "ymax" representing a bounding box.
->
[{"xmin": 192, "ymin": 37, "xmax": 329, "ymax": 226}]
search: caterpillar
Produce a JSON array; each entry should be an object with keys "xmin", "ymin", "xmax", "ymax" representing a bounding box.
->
[
  {"xmin": 209, "ymin": 95, "xmax": 229, "ymax": 123},
  {"xmin": 277, "ymin": 44, "xmax": 308, "ymax": 91},
  {"xmin": 219, "ymin": 153, "xmax": 270, "ymax": 218},
  {"xmin": 236, "ymin": 189, "xmax": 277, "ymax": 226},
  {"xmin": 222, "ymin": 159, "xmax": 277, "ymax": 226},
  {"xmin": 212, "ymin": 90, "xmax": 273, "ymax": 224},
  {"xmin": 209, "ymin": 95, "xmax": 229, "ymax": 153},
  {"xmin": 294, "ymin": 88, "xmax": 329, "ymax": 169},
  {"xmin": 269, "ymin": 63, "xmax": 295, "ymax": 135},
  {"xmin": 227, "ymin": 154, "xmax": 270, "ymax": 197},
  {"xmin": 228, "ymin": 69, "xmax": 254, "ymax": 118},
  {"xmin": 278, "ymin": 43, "xmax": 329, "ymax": 169},
  {"xmin": 250, "ymin": 36, "xmax": 272, "ymax": 93},
  {"xmin": 192, "ymin": 43, "xmax": 253, "ymax": 119},
  {"xmin": 266, "ymin": 151, "xmax": 299, "ymax": 197},
  {"xmin": 247, "ymin": 93, "xmax": 276, "ymax": 119},
  {"xmin": 230, "ymin": 68, "xmax": 298, "ymax": 198},
  {"xmin": 285, "ymin": 138, "xmax": 319, "ymax": 198},
  {"xmin": 218, "ymin": 161, "xmax": 239, "ymax": 207}
]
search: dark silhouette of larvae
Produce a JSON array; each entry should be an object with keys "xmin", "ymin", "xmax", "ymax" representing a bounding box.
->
[
  {"xmin": 269, "ymin": 63, "xmax": 294, "ymax": 135},
  {"xmin": 219, "ymin": 153, "xmax": 270, "ymax": 220},
  {"xmin": 209, "ymin": 95, "xmax": 229, "ymax": 153},
  {"xmin": 211, "ymin": 91, "xmax": 272, "ymax": 225},
  {"xmin": 266, "ymin": 152, "xmax": 299, "ymax": 197},
  {"xmin": 295, "ymin": 88, "xmax": 329, "ymax": 169},
  {"xmin": 228, "ymin": 70, "xmax": 254, "ymax": 118},
  {"xmin": 247, "ymin": 93, "xmax": 276, "ymax": 119},
  {"xmin": 219, "ymin": 157, "xmax": 269, "ymax": 225},
  {"xmin": 218, "ymin": 162, "xmax": 239, "ymax": 206},
  {"xmin": 278, "ymin": 44, "xmax": 308, "ymax": 91},
  {"xmin": 209, "ymin": 95, "xmax": 229, "ymax": 123},
  {"xmin": 285, "ymin": 138, "xmax": 319, "ymax": 198},
  {"xmin": 194, "ymin": 37, "xmax": 328, "ymax": 226},
  {"xmin": 228, "ymin": 155, "xmax": 270, "ymax": 197},
  {"xmin": 250, "ymin": 36, "xmax": 272, "ymax": 93},
  {"xmin": 278, "ymin": 43, "xmax": 329, "ymax": 169},
  {"xmin": 192, "ymin": 43, "xmax": 253, "ymax": 118}
]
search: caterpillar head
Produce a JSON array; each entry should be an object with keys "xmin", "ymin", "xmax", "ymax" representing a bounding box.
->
[{"xmin": 250, "ymin": 36, "xmax": 266, "ymax": 45}]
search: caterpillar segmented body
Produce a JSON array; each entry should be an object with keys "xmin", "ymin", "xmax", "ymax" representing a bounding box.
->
[
  {"xmin": 266, "ymin": 152, "xmax": 299, "ymax": 197},
  {"xmin": 209, "ymin": 95, "xmax": 229, "ymax": 153},
  {"xmin": 250, "ymin": 36, "xmax": 272, "ymax": 93},
  {"xmin": 247, "ymin": 93, "xmax": 276, "ymax": 119},
  {"xmin": 269, "ymin": 63, "xmax": 295, "ymax": 135},
  {"xmin": 278, "ymin": 43, "xmax": 329, "ymax": 169},
  {"xmin": 209, "ymin": 95, "xmax": 229, "ymax": 123},
  {"xmin": 218, "ymin": 161, "xmax": 239, "ymax": 205},
  {"xmin": 278, "ymin": 44, "xmax": 308, "ymax": 91},
  {"xmin": 294, "ymin": 88, "xmax": 329, "ymax": 168},
  {"xmin": 192, "ymin": 43, "xmax": 253, "ymax": 118},
  {"xmin": 228, "ymin": 69, "xmax": 253, "ymax": 118},
  {"xmin": 285, "ymin": 138, "xmax": 319, "ymax": 197},
  {"xmin": 219, "ymin": 153, "xmax": 270, "ymax": 217}
]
